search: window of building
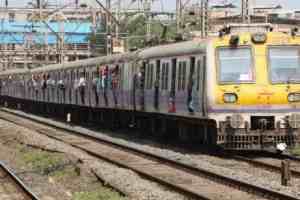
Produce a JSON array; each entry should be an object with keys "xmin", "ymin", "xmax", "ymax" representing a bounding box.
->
[{"xmin": 8, "ymin": 13, "xmax": 15, "ymax": 22}]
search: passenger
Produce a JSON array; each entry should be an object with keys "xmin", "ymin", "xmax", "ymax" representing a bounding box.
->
[
  {"xmin": 41, "ymin": 74, "xmax": 47, "ymax": 101},
  {"xmin": 78, "ymin": 72, "xmax": 86, "ymax": 105},
  {"xmin": 58, "ymin": 75, "xmax": 66, "ymax": 103},
  {"xmin": 92, "ymin": 70, "xmax": 100, "ymax": 106},
  {"xmin": 46, "ymin": 74, "xmax": 51, "ymax": 101},
  {"xmin": 32, "ymin": 74, "xmax": 39, "ymax": 100},
  {"xmin": 187, "ymin": 77, "xmax": 194, "ymax": 113},
  {"xmin": 101, "ymin": 66, "xmax": 109, "ymax": 106},
  {"xmin": 49, "ymin": 75, "xmax": 56, "ymax": 102},
  {"xmin": 112, "ymin": 65, "xmax": 119, "ymax": 106}
]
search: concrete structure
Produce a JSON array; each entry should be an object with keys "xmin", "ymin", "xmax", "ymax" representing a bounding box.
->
[{"xmin": 0, "ymin": 6, "xmax": 102, "ymax": 70}]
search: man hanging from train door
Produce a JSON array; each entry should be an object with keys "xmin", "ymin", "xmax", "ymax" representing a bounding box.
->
[
  {"xmin": 41, "ymin": 73, "xmax": 47, "ymax": 101},
  {"xmin": 78, "ymin": 72, "xmax": 86, "ymax": 105},
  {"xmin": 92, "ymin": 68, "xmax": 100, "ymax": 106},
  {"xmin": 112, "ymin": 65, "xmax": 120, "ymax": 107},
  {"xmin": 102, "ymin": 66, "xmax": 109, "ymax": 106}
]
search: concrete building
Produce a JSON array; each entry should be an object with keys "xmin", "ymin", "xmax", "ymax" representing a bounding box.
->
[{"xmin": 0, "ymin": 6, "xmax": 102, "ymax": 70}]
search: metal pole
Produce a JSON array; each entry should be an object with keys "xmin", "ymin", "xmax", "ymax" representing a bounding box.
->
[
  {"xmin": 145, "ymin": 0, "xmax": 152, "ymax": 42},
  {"xmin": 106, "ymin": 0, "xmax": 112, "ymax": 55},
  {"xmin": 205, "ymin": 0, "xmax": 208, "ymax": 36},
  {"xmin": 176, "ymin": 0, "xmax": 181, "ymax": 33}
]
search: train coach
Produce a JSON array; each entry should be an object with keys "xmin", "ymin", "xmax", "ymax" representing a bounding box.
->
[{"xmin": 1, "ymin": 28, "xmax": 300, "ymax": 151}]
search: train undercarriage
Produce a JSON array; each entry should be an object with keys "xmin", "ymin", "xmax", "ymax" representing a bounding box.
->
[{"xmin": 1, "ymin": 96, "xmax": 299, "ymax": 151}]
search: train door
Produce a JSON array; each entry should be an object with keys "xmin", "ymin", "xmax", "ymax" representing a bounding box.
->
[
  {"xmin": 69, "ymin": 69, "xmax": 73, "ymax": 105},
  {"xmin": 74, "ymin": 69, "xmax": 79, "ymax": 105},
  {"xmin": 55, "ymin": 71, "xmax": 59, "ymax": 103},
  {"xmin": 91, "ymin": 66, "xmax": 98, "ymax": 107},
  {"xmin": 145, "ymin": 60, "xmax": 154, "ymax": 111},
  {"xmin": 87, "ymin": 66, "xmax": 93, "ymax": 107},
  {"xmin": 196, "ymin": 56, "xmax": 207, "ymax": 117},
  {"xmin": 111, "ymin": 63, "xmax": 121, "ymax": 108},
  {"xmin": 153, "ymin": 60, "xmax": 161, "ymax": 110},
  {"xmin": 159, "ymin": 59, "xmax": 171, "ymax": 113},
  {"xmin": 119, "ymin": 63, "xmax": 125, "ymax": 108},
  {"xmin": 78, "ymin": 68, "xmax": 86, "ymax": 106},
  {"xmin": 175, "ymin": 57, "xmax": 189, "ymax": 113},
  {"xmin": 121, "ymin": 62, "xmax": 129, "ymax": 109},
  {"xmin": 187, "ymin": 56, "xmax": 199, "ymax": 114},
  {"xmin": 69, "ymin": 69, "xmax": 74, "ymax": 105},
  {"xmin": 56, "ymin": 71, "xmax": 60, "ymax": 103},
  {"xmin": 65, "ymin": 69, "xmax": 70, "ymax": 105},
  {"xmin": 136, "ymin": 61, "xmax": 145, "ymax": 111},
  {"xmin": 52, "ymin": 71, "xmax": 57, "ymax": 103}
]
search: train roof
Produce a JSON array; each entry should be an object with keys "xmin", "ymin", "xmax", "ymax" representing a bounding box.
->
[
  {"xmin": 0, "ymin": 68, "xmax": 29, "ymax": 76},
  {"xmin": 139, "ymin": 40, "xmax": 207, "ymax": 60},
  {"xmin": 0, "ymin": 40, "xmax": 208, "ymax": 76},
  {"xmin": 31, "ymin": 51, "xmax": 138, "ymax": 73}
]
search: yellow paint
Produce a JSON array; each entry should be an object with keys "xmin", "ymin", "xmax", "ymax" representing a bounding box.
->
[{"xmin": 213, "ymin": 32, "xmax": 300, "ymax": 106}]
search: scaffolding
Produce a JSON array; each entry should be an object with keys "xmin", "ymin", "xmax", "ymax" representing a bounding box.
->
[{"xmin": 0, "ymin": 0, "xmax": 97, "ymax": 70}]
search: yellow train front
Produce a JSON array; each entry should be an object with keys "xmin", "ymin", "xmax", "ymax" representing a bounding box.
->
[{"xmin": 208, "ymin": 31, "xmax": 300, "ymax": 151}]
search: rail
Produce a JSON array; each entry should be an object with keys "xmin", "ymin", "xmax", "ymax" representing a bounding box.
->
[
  {"xmin": 0, "ymin": 161, "xmax": 40, "ymax": 200},
  {"xmin": 1, "ymin": 108, "xmax": 300, "ymax": 200}
]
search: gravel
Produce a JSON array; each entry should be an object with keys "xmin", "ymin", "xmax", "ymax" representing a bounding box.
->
[
  {"xmin": 3, "ymin": 108, "xmax": 300, "ymax": 199},
  {"xmin": 0, "ymin": 118, "xmax": 189, "ymax": 200}
]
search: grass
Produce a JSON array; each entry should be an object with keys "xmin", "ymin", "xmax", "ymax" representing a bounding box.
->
[
  {"xmin": 21, "ymin": 149, "xmax": 64, "ymax": 174},
  {"xmin": 290, "ymin": 146, "xmax": 300, "ymax": 156},
  {"xmin": 52, "ymin": 165, "xmax": 79, "ymax": 179},
  {"xmin": 72, "ymin": 189, "xmax": 125, "ymax": 200}
]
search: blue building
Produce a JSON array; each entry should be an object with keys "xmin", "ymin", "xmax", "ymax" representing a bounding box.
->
[{"xmin": 0, "ymin": 19, "xmax": 94, "ymax": 69}]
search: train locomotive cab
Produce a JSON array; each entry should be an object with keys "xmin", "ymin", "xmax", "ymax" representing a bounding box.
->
[{"xmin": 209, "ymin": 31, "xmax": 300, "ymax": 151}]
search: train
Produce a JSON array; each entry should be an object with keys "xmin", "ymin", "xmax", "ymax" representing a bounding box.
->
[{"xmin": 0, "ymin": 26, "xmax": 300, "ymax": 151}]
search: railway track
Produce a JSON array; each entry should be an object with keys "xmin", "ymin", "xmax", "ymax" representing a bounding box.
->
[
  {"xmin": 1, "ymin": 108, "xmax": 300, "ymax": 200},
  {"xmin": 0, "ymin": 162, "xmax": 40, "ymax": 200},
  {"xmin": 228, "ymin": 154, "xmax": 300, "ymax": 178}
]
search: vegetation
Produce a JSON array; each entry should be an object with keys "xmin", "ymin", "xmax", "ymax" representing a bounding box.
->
[
  {"xmin": 290, "ymin": 146, "xmax": 300, "ymax": 156},
  {"xmin": 88, "ymin": 14, "xmax": 178, "ymax": 52},
  {"xmin": 72, "ymin": 189, "xmax": 124, "ymax": 200},
  {"xmin": 21, "ymin": 149, "xmax": 64, "ymax": 174}
]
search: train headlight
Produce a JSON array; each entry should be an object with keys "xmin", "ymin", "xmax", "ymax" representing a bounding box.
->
[
  {"xmin": 251, "ymin": 33, "xmax": 267, "ymax": 44},
  {"xmin": 289, "ymin": 114, "xmax": 300, "ymax": 129},
  {"xmin": 288, "ymin": 93, "xmax": 300, "ymax": 102},
  {"xmin": 223, "ymin": 93, "xmax": 238, "ymax": 103},
  {"xmin": 230, "ymin": 114, "xmax": 244, "ymax": 129},
  {"xmin": 229, "ymin": 35, "xmax": 239, "ymax": 47}
]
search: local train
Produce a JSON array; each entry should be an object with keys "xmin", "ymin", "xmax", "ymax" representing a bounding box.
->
[{"xmin": 0, "ymin": 28, "xmax": 300, "ymax": 151}]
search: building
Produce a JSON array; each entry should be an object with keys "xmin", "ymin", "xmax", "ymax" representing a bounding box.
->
[
  {"xmin": 210, "ymin": 3, "xmax": 239, "ymax": 18},
  {"xmin": 0, "ymin": 6, "xmax": 102, "ymax": 70}
]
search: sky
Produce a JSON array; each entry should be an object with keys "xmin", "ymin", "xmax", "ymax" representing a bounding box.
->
[{"xmin": 1, "ymin": 0, "xmax": 300, "ymax": 10}]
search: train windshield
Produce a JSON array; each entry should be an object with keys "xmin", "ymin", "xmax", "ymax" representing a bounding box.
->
[
  {"xmin": 218, "ymin": 47, "xmax": 253, "ymax": 83},
  {"xmin": 269, "ymin": 46, "xmax": 300, "ymax": 84}
]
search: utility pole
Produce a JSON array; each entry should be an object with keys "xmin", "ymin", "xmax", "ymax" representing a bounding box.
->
[
  {"xmin": 144, "ymin": 0, "xmax": 152, "ymax": 42},
  {"xmin": 176, "ymin": 0, "xmax": 182, "ymax": 34},
  {"xmin": 106, "ymin": 0, "xmax": 112, "ymax": 55},
  {"xmin": 201, "ymin": 0, "xmax": 208, "ymax": 38},
  {"xmin": 242, "ymin": 0, "xmax": 250, "ymax": 23}
]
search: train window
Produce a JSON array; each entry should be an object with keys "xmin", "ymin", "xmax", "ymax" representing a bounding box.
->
[
  {"xmin": 196, "ymin": 60, "xmax": 201, "ymax": 91},
  {"xmin": 155, "ymin": 60, "xmax": 161, "ymax": 87},
  {"xmin": 268, "ymin": 46, "xmax": 300, "ymax": 83},
  {"xmin": 161, "ymin": 62, "xmax": 169, "ymax": 90},
  {"xmin": 218, "ymin": 47, "xmax": 253, "ymax": 83},
  {"xmin": 146, "ymin": 63, "xmax": 154, "ymax": 89},
  {"xmin": 178, "ymin": 61, "xmax": 187, "ymax": 91}
]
